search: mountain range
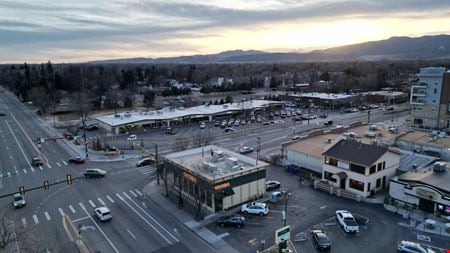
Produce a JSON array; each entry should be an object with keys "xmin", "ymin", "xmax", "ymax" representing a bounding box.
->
[{"xmin": 89, "ymin": 34, "xmax": 450, "ymax": 64}]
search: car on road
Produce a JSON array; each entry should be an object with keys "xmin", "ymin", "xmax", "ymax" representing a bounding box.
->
[
  {"xmin": 265, "ymin": 180, "xmax": 281, "ymax": 191},
  {"xmin": 224, "ymin": 128, "xmax": 235, "ymax": 133},
  {"xmin": 127, "ymin": 134, "xmax": 137, "ymax": 141},
  {"xmin": 31, "ymin": 157, "xmax": 44, "ymax": 166},
  {"xmin": 324, "ymin": 120, "xmax": 333, "ymax": 126},
  {"xmin": 13, "ymin": 194, "xmax": 26, "ymax": 208},
  {"xmin": 319, "ymin": 113, "xmax": 327, "ymax": 118},
  {"xmin": 386, "ymin": 106, "xmax": 395, "ymax": 111},
  {"xmin": 85, "ymin": 124, "xmax": 99, "ymax": 131},
  {"xmin": 83, "ymin": 168, "xmax": 106, "ymax": 178},
  {"xmin": 136, "ymin": 157, "xmax": 155, "ymax": 167},
  {"xmin": 291, "ymin": 135, "xmax": 301, "ymax": 140},
  {"xmin": 165, "ymin": 127, "xmax": 177, "ymax": 135},
  {"xmin": 335, "ymin": 210, "xmax": 359, "ymax": 233},
  {"xmin": 241, "ymin": 202, "xmax": 269, "ymax": 216},
  {"xmin": 95, "ymin": 207, "xmax": 112, "ymax": 221},
  {"xmin": 69, "ymin": 157, "xmax": 85, "ymax": 164},
  {"xmin": 397, "ymin": 240, "xmax": 435, "ymax": 253},
  {"xmin": 292, "ymin": 117, "xmax": 302, "ymax": 122},
  {"xmin": 0, "ymin": 111, "xmax": 6, "ymax": 116},
  {"xmin": 216, "ymin": 214, "xmax": 245, "ymax": 228},
  {"xmin": 200, "ymin": 122, "xmax": 206, "ymax": 129},
  {"xmin": 239, "ymin": 147, "xmax": 253, "ymax": 154},
  {"xmin": 311, "ymin": 230, "xmax": 331, "ymax": 251},
  {"xmin": 368, "ymin": 104, "xmax": 380, "ymax": 109}
]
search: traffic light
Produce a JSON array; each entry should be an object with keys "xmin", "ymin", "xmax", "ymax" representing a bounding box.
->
[
  {"xmin": 44, "ymin": 180, "xmax": 49, "ymax": 189},
  {"xmin": 19, "ymin": 186, "xmax": 25, "ymax": 195},
  {"xmin": 66, "ymin": 174, "xmax": 72, "ymax": 185},
  {"xmin": 37, "ymin": 137, "xmax": 41, "ymax": 144}
]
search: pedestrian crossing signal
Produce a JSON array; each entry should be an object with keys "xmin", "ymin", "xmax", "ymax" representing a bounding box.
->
[
  {"xmin": 66, "ymin": 174, "xmax": 72, "ymax": 185},
  {"xmin": 19, "ymin": 186, "xmax": 25, "ymax": 195},
  {"xmin": 44, "ymin": 180, "xmax": 49, "ymax": 189}
]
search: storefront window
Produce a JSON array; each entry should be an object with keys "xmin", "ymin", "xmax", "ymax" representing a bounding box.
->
[
  {"xmin": 349, "ymin": 179, "xmax": 364, "ymax": 191},
  {"xmin": 324, "ymin": 171, "xmax": 336, "ymax": 182}
]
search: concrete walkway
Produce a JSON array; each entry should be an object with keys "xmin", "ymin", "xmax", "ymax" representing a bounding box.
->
[{"xmin": 143, "ymin": 181, "xmax": 240, "ymax": 253}]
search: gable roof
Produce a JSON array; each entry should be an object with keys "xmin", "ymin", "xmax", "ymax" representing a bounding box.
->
[{"xmin": 323, "ymin": 139, "xmax": 388, "ymax": 167}]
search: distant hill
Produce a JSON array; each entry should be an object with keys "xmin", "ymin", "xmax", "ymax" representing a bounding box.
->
[{"xmin": 88, "ymin": 35, "xmax": 450, "ymax": 64}]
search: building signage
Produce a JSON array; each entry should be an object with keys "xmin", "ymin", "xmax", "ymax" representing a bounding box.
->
[
  {"xmin": 213, "ymin": 182, "xmax": 230, "ymax": 191},
  {"xmin": 275, "ymin": 226, "xmax": 290, "ymax": 244},
  {"xmin": 183, "ymin": 172, "xmax": 197, "ymax": 183},
  {"xmin": 337, "ymin": 161, "xmax": 349, "ymax": 170},
  {"xmin": 416, "ymin": 188, "xmax": 437, "ymax": 200}
]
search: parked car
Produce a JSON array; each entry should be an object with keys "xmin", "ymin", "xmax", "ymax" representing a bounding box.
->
[
  {"xmin": 227, "ymin": 120, "xmax": 234, "ymax": 127},
  {"xmin": 216, "ymin": 214, "xmax": 245, "ymax": 228},
  {"xmin": 165, "ymin": 127, "xmax": 177, "ymax": 135},
  {"xmin": 274, "ymin": 111, "xmax": 280, "ymax": 116},
  {"xmin": 83, "ymin": 168, "xmax": 106, "ymax": 178},
  {"xmin": 239, "ymin": 147, "xmax": 253, "ymax": 154},
  {"xmin": 291, "ymin": 135, "xmax": 301, "ymax": 140},
  {"xmin": 69, "ymin": 157, "xmax": 85, "ymax": 164},
  {"xmin": 234, "ymin": 120, "xmax": 240, "ymax": 126},
  {"xmin": 224, "ymin": 128, "xmax": 235, "ymax": 132},
  {"xmin": 13, "ymin": 194, "xmax": 26, "ymax": 208},
  {"xmin": 368, "ymin": 104, "xmax": 380, "ymax": 109},
  {"xmin": 220, "ymin": 122, "xmax": 227, "ymax": 128},
  {"xmin": 386, "ymin": 106, "xmax": 395, "ymax": 111},
  {"xmin": 200, "ymin": 122, "xmax": 206, "ymax": 129},
  {"xmin": 319, "ymin": 113, "xmax": 327, "ymax": 118},
  {"xmin": 335, "ymin": 210, "xmax": 359, "ymax": 233},
  {"xmin": 85, "ymin": 124, "xmax": 99, "ymax": 131},
  {"xmin": 291, "ymin": 111, "xmax": 297, "ymax": 116},
  {"xmin": 286, "ymin": 111, "xmax": 291, "ymax": 117},
  {"xmin": 256, "ymin": 117, "xmax": 262, "ymax": 123},
  {"xmin": 0, "ymin": 111, "xmax": 6, "ymax": 116},
  {"xmin": 265, "ymin": 180, "xmax": 281, "ymax": 191},
  {"xmin": 324, "ymin": 120, "xmax": 333, "ymax": 126},
  {"xmin": 241, "ymin": 202, "xmax": 269, "ymax": 216},
  {"xmin": 136, "ymin": 157, "xmax": 155, "ymax": 167},
  {"xmin": 397, "ymin": 240, "xmax": 435, "ymax": 253},
  {"xmin": 312, "ymin": 230, "xmax": 331, "ymax": 251},
  {"xmin": 250, "ymin": 116, "xmax": 256, "ymax": 122},
  {"xmin": 95, "ymin": 207, "xmax": 112, "ymax": 221},
  {"xmin": 31, "ymin": 157, "xmax": 44, "ymax": 166},
  {"xmin": 214, "ymin": 121, "xmax": 221, "ymax": 127},
  {"xmin": 240, "ymin": 120, "xmax": 246, "ymax": 125},
  {"xmin": 127, "ymin": 134, "xmax": 137, "ymax": 141}
]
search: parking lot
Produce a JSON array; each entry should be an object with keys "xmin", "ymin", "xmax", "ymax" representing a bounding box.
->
[{"xmin": 207, "ymin": 165, "xmax": 450, "ymax": 253}]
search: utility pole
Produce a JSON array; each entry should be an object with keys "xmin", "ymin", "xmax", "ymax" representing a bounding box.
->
[
  {"xmin": 283, "ymin": 191, "xmax": 291, "ymax": 227},
  {"xmin": 307, "ymin": 104, "xmax": 311, "ymax": 125},
  {"xmin": 367, "ymin": 107, "xmax": 371, "ymax": 124},
  {"xmin": 155, "ymin": 144, "xmax": 160, "ymax": 185},
  {"xmin": 256, "ymin": 137, "xmax": 261, "ymax": 165}
]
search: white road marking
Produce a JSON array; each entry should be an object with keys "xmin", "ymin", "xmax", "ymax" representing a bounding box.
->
[
  {"xmin": 106, "ymin": 195, "xmax": 115, "ymax": 203},
  {"xmin": 46, "ymin": 164, "xmax": 51, "ymax": 169},
  {"xmin": 0, "ymin": 179, "xmax": 3, "ymax": 188},
  {"xmin": 44, "ymin": 212, "xmax": 51, "ymax": 221},
  {"xmin": 141, "ymin": 171, "xmax": 153, "ymax": 175},
  {"xmin": 88, "ymin": 200, "xmax": 96, "ymax": 208},
  {"xmin": 69, "ymin": 205, "xmax": 76, "ymax": 214},
  {"xmin": 30, "ymin": 166, "xmax": 35, "ymax": 172},
  {"xmin": 79, "ymin": 202, "xmax": 86, "ymax": 210},
  {"xmin": 129, "ymin": 190, "xmax": 138, "ymax": 198},
  {"xmin": 32, "ymin": 215, "xmax": 39, "ymax": 224},
  {"xmin": 9, "ymin": 154, "xmax": 13, "ymax": 160},
  {"xmin": 56, "ymin": 162, "xmax": 61, "ymax": 167},
  {"xmin": 58, "ymin": 208, "xmax": 65, "ymax": 217},
  {"xmin": 22, "ymin": 169, "xmax": 27, "ymax": 174},
  {"xmin": 135, "ymin": 189, "xmax": 143, "ymax": 196},
  {"xmin": 72, "ymin": 216, "xmax": 90, "ymax": 223},
  {"xmin": 97, "ymin": 198, "xmax": 106, "ymax": 206},
  {"xmin": 80, "ymin": 206, "xmax": 119, "ymax": 253},
  {"xmin": 62, "ymin": 160, "xmax": 68, "ymax": 166},
  {"xmin": 39, "ymin": 166, "xmax": 43, "ymax": 171},
  {"xmin": 5, "ymin": 120, "xmax": 33, "ymax": 168},
  {"xmin": 21, "ymin": 218, "xmax": 27, "ymax": 227},
  {"xmin": 127, "ymin": 229, "xmax": 137, "ymax": 239},
  {"xmin": 7, "ymin": 172, "xmax": 11, "ymax": 177},
  {"xmin": 6, "ymin": 146, "xmax": 9, "ymax": 150}
]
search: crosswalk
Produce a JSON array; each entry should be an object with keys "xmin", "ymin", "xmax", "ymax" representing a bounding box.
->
[
  {"xmin": 0, "ymin": 158, "xmax": 72, "ymax": 179},
  {"xmin": 137, "ymin": 165, "xmax": 157, "ymax": 179},
  {"xmin": 18, "ymin": 189, "xmax": 144, "ymax": 227}
]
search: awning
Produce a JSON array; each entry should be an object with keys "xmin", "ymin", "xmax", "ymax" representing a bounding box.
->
[
  {"xmin": 335, "ymin": 171, "xmax": 348, "ymax": 180},
  {"xmin": 214, "ymin": 188, "xmax": 235, "ymax": 199}
]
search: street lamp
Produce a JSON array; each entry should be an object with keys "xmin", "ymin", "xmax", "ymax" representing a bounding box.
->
[
  {"xmin": 282, "ymin": 190, "xmax": 292, "ymax": 227},
  {"xmin": 256, "ymin": 136, "xmax": 261, "ymax": 165}
]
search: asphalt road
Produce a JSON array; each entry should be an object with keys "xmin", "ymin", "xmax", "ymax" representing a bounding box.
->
[{"xmin": 0, "ymin": 88, "xmax": 214, "ymax": 253}]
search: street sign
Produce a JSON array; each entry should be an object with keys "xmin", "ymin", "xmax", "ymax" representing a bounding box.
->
[{"xmin": 275, "ymin": 226, "xmax": 290, "ymax": 244}]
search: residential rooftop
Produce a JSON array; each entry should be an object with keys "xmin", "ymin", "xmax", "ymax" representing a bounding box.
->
[{"xmin": 163, "ymin": 145, "xmax": 268, "ymax": 182}]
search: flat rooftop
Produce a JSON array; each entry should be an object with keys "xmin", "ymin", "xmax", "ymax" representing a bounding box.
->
[
  {"xmin": 288, "ymin": 92, "xmax": 357, "ymax": 100},
  {"xmin": 284, "ymin": 122, "xmax": 405, "ymax": 158},
  {"xmin": 397, "ymin": 131, "xmax": 450, "ymax": 149},
  {"xmin": 164, "ymin": 145, "xmax": 268, "ymax": 182},
  {"xmin": 96, "ymin": 100, "xmax": 282, "ymax": 127},
  {"xmin": 398, "ymin": 162, "xmax": 450, "ymax": 194}
]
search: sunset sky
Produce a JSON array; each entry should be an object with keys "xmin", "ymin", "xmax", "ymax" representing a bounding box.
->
[{"xmin": 1, "ymin": 0, "xmax": 449, "ymax": 63}]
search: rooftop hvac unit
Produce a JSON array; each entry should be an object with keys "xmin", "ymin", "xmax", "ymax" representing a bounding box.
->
[{"xmin": 433, "ymin": 162, "xmax": 447, "ymax": 173}]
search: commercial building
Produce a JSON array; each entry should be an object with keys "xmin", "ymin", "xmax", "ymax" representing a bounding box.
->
[
  {"xmin": 279, "ymin": 92, "xmax": 363, "ymax": 109},
  {"xmin": 162, "ymin": 145, "xmax": 268, "ymax": 213},
  {"xmin": 410, "ymin": 67, "xmax": 450, "ymax": 130},
  {"xmin": 389, "ymin": 162, "xmax": 450, "ymax": 215},
  {"xmin": 322, "ymin": 139, "xmax": 400, "ymax": 198},
  {"xmin": 395, "ymin": 130, "xmax": 450, "ymax": 161},
  {"xmin": 95, "ymin": 100, "xmax": 282, "ymax": 134},
  {"xmin": 364, "ymin": 90, "xmax": 408, "ymax": 104}
]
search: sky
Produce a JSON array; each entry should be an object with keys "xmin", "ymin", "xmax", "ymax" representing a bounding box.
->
[{"xmin": 1, "ymin": 0, "xmax": 449, "ymax": 63}]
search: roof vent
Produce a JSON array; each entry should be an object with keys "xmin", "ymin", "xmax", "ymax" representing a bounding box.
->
[{"xmin": 433, "ymin": 162, "xmax": 447, "ymax": 173}]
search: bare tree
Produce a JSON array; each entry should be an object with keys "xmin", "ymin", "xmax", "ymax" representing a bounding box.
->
[
  {"xmin": 28, "ymin": 87, "xmax": 50, "ymax": 114},
  {"xmin": 192, "ymin": 133, "xmax": 213, "ymax": 147}
]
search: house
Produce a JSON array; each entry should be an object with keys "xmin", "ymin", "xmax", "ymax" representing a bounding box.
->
[{"xmin": 322, "ymin": 139, "xmax": 401, "ymax": 198}]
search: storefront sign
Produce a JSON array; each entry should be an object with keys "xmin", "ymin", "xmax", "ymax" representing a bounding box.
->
[
  {"xmin": 416, "ymin": 188, "xmax": 437, "ymax": 200},
  {"xmin": 337, "ymin": 161, "xmax": 349, "ymax": 170},
  {"xmin": 214, "ymin": 182, "xmax": 230, "ymax": 191},
  {"xmin": 183, "ymin": 172, "xmax": 197, "ymax": 183}
]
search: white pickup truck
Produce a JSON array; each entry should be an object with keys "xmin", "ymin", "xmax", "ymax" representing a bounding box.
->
[{"xmin": 335, "ymin": 210, "xmax": 359, "ymax": 233}]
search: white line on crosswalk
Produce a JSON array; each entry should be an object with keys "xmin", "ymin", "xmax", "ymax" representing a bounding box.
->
[
  {"xmin": 7, "ymin": 172, "xmax": 11, "ymax": 177},
  {"xmin": 79, "ymin": 202, "xmax": 86, "ymax": 210},
  {"xmin": 106, "ymin": 195, "xmax": 115, "ymax": 203},
  {"xmin": 135, "ymin": 189, "xmax": 143, "ymax": 196},
  {"xmin": 69, "ymin": 205, "xmax": 76, "ymax": 214},
  {"xmin": 39, "ymin": 166, "xmax": 43, "ymax": 171},
  {"xmin": 115, "ymin": 193, "xmax": 124, "ymax": 201},
  {"xmin": 129, "ymin": 190, "xmax": 138, "ymax": 198},
  {"xmin": 21, "ymin": 217, "xmax": 27, "ymax": 227},
  {"xmin": 46, "ymin": 164, "xmax": 51, "ymax": 169},
  {"xmin": 88, "ymin": 200, "xmax": 96, "ymax": 208},
  {"xmin": 30, "ymin": 166, "xmax": 35, "ymax": 172},
  {"xmin": 56, "ymin": 162, "xmax": 61, "ymax": 167},
  {"xmin": 58, "ymin": 208, "xmax": 65, "ymax": 217},
  {"xmin": 32, "ymin": 215, "xmax": 39, "ymax": 224},
  {"xmin": 44, "ymin": 212, "xmax": 51, "ymax": 221},
  {"xmin": 97, "ymin": 198, "xmax": 105, "ymax": 206},
  {"xmin": 62, "ymin": 160, "xmax": 67, "ymax": 166},
  {"xmin": 141, "ymin": 171, "xmax": 153, "ymax": 175},
  {"xmin": 122, "ymin": 192, "xmax": 131, "ymax": 199},
  {"xmin": 22, "ymin": 169, "xmax": 26, "ymax": 174}
]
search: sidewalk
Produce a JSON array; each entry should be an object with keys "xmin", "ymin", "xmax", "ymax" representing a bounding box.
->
[{"xmin": 143, "ymin": 180, "xmax": 240, "ymax": 253}]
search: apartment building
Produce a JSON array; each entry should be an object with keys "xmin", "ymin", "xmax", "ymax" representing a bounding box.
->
[{"xmin": 410, "ymin": 67, "xmax": 450, "ymax": 130}]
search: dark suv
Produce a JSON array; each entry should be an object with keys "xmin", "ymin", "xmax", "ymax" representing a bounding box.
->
[
  {"xmin": 83, "ymin": 169, "xmax": 106, "ymax": 178},
  {"xmin": 216, "ymin": 215, "xmax": 245, "ymax": 228},
  {"xmin": 31, "ymin": 157, "xmax": 44, "ymax": 166}
]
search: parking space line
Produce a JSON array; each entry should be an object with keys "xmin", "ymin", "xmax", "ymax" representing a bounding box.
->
[
  {"xmin": 32, "ymin": 215, "xmax": 39, "ymax": 224},
  {"xmin": 106, "ymin": 195, "xmax": 115, "ymax": 203},
  {"xmin": 129, "ymin": 190, "xmax": 138, "ymax": 198},
  {"xmin": 21, "ymin": 218, "xmax": 27, "ymax": 227},
  {"xmin": 69, "ymin": 205, "xmax": 76, "ymax": 214},
  {"xmin": 135, "ymin": 189, "xmax": 143, "ymax": 196},
  {"xmin": 62, "ymin": 160, "xmax": 68, "ymax": 166},
  {"xmin": 44, "ymin": 212, "xmax": 51, "ymax": 221},
  {"xmin": 97, "ymin": 198, "xmax": 106, "ymax": 206},
  {"xmin": 127, "ymin": 229, "xmax": 137, "ymax": 240},
  {"xmin": 58, "ymin": 208, "xmax": 65, "ymax": 217},
  {"xmin": 88, "ymin": 200, "xmax": 96, "ymax": 208},
  {"xmin": 56, "ymin": 162, "xmax": 61, "ymax": 167},
  {"xmin": 22, "ymin": 169, "xmax": 27, "ymax": 174},
  {"xmin": 79, "ymin": 202, "xmax": 86, "ymax": 210},
  {"xmin": 46, "ymin": 164, "xmax": 51, "ymax": 169},
  {"xmin": 30, "ymin": 166, "xmax": 35, "ymax": 172},
  {"xmin": 39, "ymin": 166, "xmax": 43, "ymax": 171}
]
